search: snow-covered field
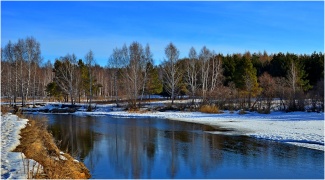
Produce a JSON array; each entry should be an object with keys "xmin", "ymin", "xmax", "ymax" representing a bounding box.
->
[{"xmin": 1, "ymin": 113, "xmax": 28, "ymax": 179}]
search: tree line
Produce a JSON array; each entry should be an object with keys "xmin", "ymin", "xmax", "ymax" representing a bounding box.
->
[{"xmin": 1, "ymin": 37, "xmax": 324, "ymax": 112}]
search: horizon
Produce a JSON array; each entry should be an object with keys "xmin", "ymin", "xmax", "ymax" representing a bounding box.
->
[{"xmin": 1, "ymin": 1, "xmax": 324, "ymax": 66}]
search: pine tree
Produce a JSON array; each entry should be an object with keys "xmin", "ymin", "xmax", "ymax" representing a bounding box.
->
[
  {"xmin": 145, "ymin": 63, "xmax": 163, "ymax": 100},
  {"xmin": 234, "ymin": 54, "xmax": 260, "ymax": 109},
  {"xmin": 45, "ymin": 82, "xmax": 63, "ymax": 102}
]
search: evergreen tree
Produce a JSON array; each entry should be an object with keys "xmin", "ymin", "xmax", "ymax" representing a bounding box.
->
[
  {"xmin": 45, "ymin": 82, "xmax": 63, "ymax": 101},
  {"xmin": 302, "ymin": 51, "xmax": 324, "ymax": 87},
  {"xmin": 234, "ymin": 55, "xmax": 260, "ymax": 108},
  {"xmin": 269, "ymin": 53, "xmax": 288, "ymax": 78},
  {"xmin": 222, "ymin": 54, "xmax": 236, "ymax": 86},
  {"xmin": 77, "ymin": 59, "xmax": 88, "ymax": 102},
  {"xmin": 145, "ymin": 63, "xmax": 163, "ymax": 99}
]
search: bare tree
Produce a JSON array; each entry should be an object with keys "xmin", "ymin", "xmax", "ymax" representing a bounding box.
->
[
  {"xmin": 127, "ymin": 42, "xmax": 144, "ymax": 108},
  {"xmin": 109, "ymin": 42, "xmax": 152, "ymax": 108},
  {"xmin": 140, "ymin": 44, "xmax": 153, "ymax": 102},
  {"xmin": 85, "ymin": 50, "xmax": 95, "ymax": 111},
  {"xmin": 2, "ymin": 41, "xmax": 16, "ymax": 104},
  {"xmin": 209, "ymin": 53, "xmax": 223, "ymax": 92},
  {"xmin": 286, "ymin": 59, "xmax": 303, "ymax": 111},
  {"xmin": 258, "ymin": 72, "xmax": 276, "ymax": 113},
  {"xmin": 108, "ymin": 47, "xmax": 124, "ymax": 105},
  {"xmin": 1, "ymin": 48, "xmax": 10, "ymax": 103},
  {"xmin": 26, "ymin": 36, "xmax": 41, "ymax": 107},
  {"xmin": 243, "ymin": 72, "xmax": 254, "ymax": 109},
  {"xmin": 163, "ymin": 42, "xmax": 180, "ymax": 105},
  {"xmin": 13, "ymin": 39, "xmax": 27, "ymax": 106},
  {"xmin": 274, "ymin": 77, "xmax": 289, "ymax": 111},
  {"xmin": 186, "ymin": 47, "xmax": 198, "ymax": 105},
  {"xmin": 54, "ymin": 54, "xmax": 78, "ymax": 105},
  {"xmin": 43, "ymin": 60, "xmax": 54, "ymax": 97},
  {"xmin": 311, "ymin": 79, "xmax": 324, "ymax": 111},
  {"xmin": 287, "ymin": 60, "xmax": 298, "ymax": 96},
  {"xmin": 198, "ymin": 46, "xmax": 212, "ymax": 103}
]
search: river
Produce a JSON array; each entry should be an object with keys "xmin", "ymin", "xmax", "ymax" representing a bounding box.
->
[{"xmin": 29, "ymin": 114, "xmax": 324, "ymax": 179}]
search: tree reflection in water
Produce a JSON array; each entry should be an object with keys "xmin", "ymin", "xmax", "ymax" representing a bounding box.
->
[
  {"xmin": 39, "ymin": 114, "xmax": 323, "ymax": 179},
  {"xmin": 47, "ymin": 115, "xmax": 96, "ymax": 161}
]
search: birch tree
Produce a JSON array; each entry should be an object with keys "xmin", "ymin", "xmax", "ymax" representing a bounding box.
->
[
  {"xmin": 198, "ymin": 46, "xmax": 212, "ymax": 103},
  {"xmin": 2, "ymin": 41, "xmax": 15, "ymax": 104},
  {"xmin": 163, "ymin": 42, "xmax": 180, "ymax": 105},
  {"xmin": 54, "ymin": 54, "xmax": 78, "ymax": 105},
  {"xmin": 108, "ymin": 45, "xmax": 130, "ymax": 105},
  {"xmin": 186, "ymin": 47, "xmax": 198, "ymax": 105},
  {"xmin": 127, "ymin": 42, "xmax": 144, "ymax": 108},
  {"xmin": 43, "ymin": 60, "xmax": 54, "ymax": 97},
  {"xmin": 140, "ymin": 44, "xmax": 153, "ymax": 101},
  {"xmin": 14, "ymin": 39, "xmax": 27, "ymax": 106},
  {"xmin": 26, "ymin": 36, "xmax": 41, "ymax": 107},
  {"xmin": 286, "ymin": 55, "xmax": 310, "ymax": 111},
  {"xmin": 108, "ymin": 47, "xmax": 123, "ymax": 105},
  {"xmin": 210, "ymin": 53, "xmax": 223, "ymax": 92},
  {"xmin": 85, "ymin": 50, "xmax": 95, "ymax": 111}
]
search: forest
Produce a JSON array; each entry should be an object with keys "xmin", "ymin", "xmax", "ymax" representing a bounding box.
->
[{"xmin": 1, "ymin": 37, "xmax": 324, "ymax": 113}]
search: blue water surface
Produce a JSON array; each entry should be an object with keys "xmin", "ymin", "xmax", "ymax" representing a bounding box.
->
[{"xmin": 32, "ymin": 114, "xmax": 324, "ymax": 179}]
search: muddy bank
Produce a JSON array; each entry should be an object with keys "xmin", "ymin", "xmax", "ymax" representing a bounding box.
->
[{"xmin": 14, "ymin": 117, "xmax": 91, "ymax": 179}]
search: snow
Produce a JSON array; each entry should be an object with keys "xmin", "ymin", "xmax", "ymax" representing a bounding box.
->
[{"xmin": 1, "ymin": 113, "xmax": 29, "ymax": 179}]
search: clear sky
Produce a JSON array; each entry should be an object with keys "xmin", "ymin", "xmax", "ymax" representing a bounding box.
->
[{"xmin": 1, "ymin": 1, "xmax": 324, "ymax": 66}]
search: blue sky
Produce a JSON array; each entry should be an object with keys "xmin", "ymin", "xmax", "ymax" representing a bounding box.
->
[{"xmin": 1, "ymin": 1, "xmax": 324, "ymax": 66}]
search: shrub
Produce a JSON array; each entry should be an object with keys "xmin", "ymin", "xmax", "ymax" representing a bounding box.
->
[{"xmin": 199, "ymin": 105, "xmax": 221, "ymax": 114}]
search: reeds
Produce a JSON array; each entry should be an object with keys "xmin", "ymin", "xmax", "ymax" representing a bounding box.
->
[{"xmin": 199, "ymin": 105, "xmax": 221, "ymax": 114}]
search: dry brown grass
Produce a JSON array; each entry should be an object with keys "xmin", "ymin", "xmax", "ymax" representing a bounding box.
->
[
  {"xmin": 14, "ymin": 117, "xmax": 91, "ymax": 179},
  {"xmin": 199, "ymin": 105, "xmax": 221, "ymax": 114},
  {"xmin": 1, "ymin": 105, "xmax": 12, "ymax": 114}
]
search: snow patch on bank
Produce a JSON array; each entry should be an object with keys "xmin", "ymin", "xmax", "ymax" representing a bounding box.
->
[
  {"xmin": 1, "ymin": 113, "xmax": 28, "ymax": 179},
  {"xmin": 174, "ymin": 112, "xmax": 324, "ymax": 151}
]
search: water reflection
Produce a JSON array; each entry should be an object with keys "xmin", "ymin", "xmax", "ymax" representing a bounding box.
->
[
  {"xmin": 48, "ymin": 116, "xmax": 96, "ymax": 161},
  {"xmin": 37, "ymin": 114, "xmax": 323, "ymax": 179}
]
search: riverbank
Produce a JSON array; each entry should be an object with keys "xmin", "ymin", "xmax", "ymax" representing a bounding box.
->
[{"xmin": 1, "ymin": 112, "xmax": 91, "ymax": 179}]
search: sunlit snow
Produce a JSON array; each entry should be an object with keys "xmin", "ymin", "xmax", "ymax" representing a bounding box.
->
[{"xmin": 1, "ymin": 113, "xmax": 28, "ymax": 179}]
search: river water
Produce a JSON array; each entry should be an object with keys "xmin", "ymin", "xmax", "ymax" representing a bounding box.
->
[{"xmin": 32, "ymin": 114, "xmax": 324, "ymax": 179}]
